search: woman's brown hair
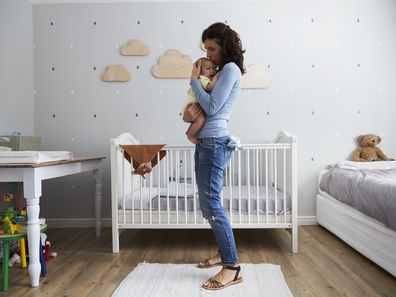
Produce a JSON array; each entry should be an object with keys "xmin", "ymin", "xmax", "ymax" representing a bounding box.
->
[{"xmin": 202, "ymin": 22, "xmax": 246, "ymax": 74}]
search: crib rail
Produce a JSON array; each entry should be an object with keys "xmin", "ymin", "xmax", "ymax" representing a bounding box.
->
[{"xmin": 111, "ymin": 131, "xmax": 298, "ymax": 253}]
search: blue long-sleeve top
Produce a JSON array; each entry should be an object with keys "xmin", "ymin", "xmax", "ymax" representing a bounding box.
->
[{"xmin": 190, "ymin": 62, "xmax": 241, "ymax": 139}]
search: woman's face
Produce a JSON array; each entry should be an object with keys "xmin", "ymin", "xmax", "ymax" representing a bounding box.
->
[{"xmin": 204, "ymin": 39, "xmax": 222, "ymax": 66}]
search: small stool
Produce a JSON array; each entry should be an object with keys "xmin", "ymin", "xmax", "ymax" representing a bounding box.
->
[
  {"xmin": 0, "ymin": 233, "xmax": 27, "ymax": 291},
  {"xmin": 0, "ymin": 224, "xmax": 47, "ymax": 291}
]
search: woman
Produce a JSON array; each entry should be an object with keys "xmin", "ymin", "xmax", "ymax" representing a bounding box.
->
[{"xmin": 184, "ymin": 22, "xmax": 246, "ymax": 290}]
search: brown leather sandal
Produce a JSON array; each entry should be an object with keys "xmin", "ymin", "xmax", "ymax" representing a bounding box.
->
[
  {"xmin": 197, "ymin": 258, "xmax": 222, "ymax": 269},
  {"xmin": 202, "ymin": 265, "xmax": 243, "ymax": 290}
]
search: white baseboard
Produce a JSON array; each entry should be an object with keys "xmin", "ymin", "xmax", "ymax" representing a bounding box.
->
[
  {"xmin": 298, "ymin": 216, "xmax": 318, "ymax": 225},
  {"xmin": 46, "ymin": 218, "xmax": 112, "ymax": 228},
  {"xmin": 46, "ymin": 216, "xmax": 317, "ymax": 228}
]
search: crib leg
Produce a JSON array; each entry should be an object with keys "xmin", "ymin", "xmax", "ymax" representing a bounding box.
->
[
  {"xmin": 291, "ymin": 226, "xmax": 298, "ymax": 253},
  {"xmin": 112, "ymin": 227, "xmax": 120, "ymax": 253}
]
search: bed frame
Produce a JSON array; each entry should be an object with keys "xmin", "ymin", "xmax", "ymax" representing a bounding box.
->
[
  {"xmin": 111, "ymin": 131, "xmax": 298, "ymax": 254},
  {"xmin": 317, "ymin": 170, "xmax": 396, "ymax": 277}
]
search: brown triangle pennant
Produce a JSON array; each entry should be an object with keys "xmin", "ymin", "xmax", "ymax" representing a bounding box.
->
[{"xmin": 120, "ymin": 144, "xmax": 166, "ymax": 176}]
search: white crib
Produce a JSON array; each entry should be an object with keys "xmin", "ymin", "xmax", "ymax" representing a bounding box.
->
[{"xmin": 110, "ymin": 131, "xmax": 298, "ymax": 253}]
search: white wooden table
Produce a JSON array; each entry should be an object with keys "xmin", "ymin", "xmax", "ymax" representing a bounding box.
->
[{"xmin": 0, "ymin": 157, "xmax": 104, "ymax": 287}]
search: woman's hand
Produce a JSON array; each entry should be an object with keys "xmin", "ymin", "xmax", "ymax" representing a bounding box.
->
[
  {"xmin": 182, "ymin": 102, "xmax": 203, "ymax": 122},
  {"xmin": 191, "ymin": 59, "xmax": 201, "ymax": 80}
]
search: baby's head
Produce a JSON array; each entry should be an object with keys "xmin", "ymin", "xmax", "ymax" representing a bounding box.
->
[{"xmin": 199, "ymin": 58, "xmax": 216, "ymax": 78}]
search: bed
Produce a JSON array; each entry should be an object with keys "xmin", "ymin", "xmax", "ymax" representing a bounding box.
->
[
  {"xmin": 316, "ymin": 160, "xmax": 396, "ymax": 276},
  {"xmin": 111, "ymin": 131, "xmax": 298, "ymax": 254}
]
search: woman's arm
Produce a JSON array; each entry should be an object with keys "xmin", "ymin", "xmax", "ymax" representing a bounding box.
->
[
  {"xmin": 204, "ymin": 73, "xmax": 219, "ymax": 92},
  {"xmin": 190, "ymin": 63, "xmax": 239, "ymax": 116}
]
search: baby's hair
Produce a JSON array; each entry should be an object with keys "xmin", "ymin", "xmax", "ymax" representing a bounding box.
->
[
  {"xmin": 197, "ymin": 57, "xmax": 215, "ymax": 74},
  {"xmin": 198, "ymin": 57, "xmax": 212, "ymax": 63}
]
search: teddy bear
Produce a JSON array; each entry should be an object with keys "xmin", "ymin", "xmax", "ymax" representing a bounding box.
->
[{"xmin": 352, "ymin": 134, "xmax": 392, "ymax": 162}]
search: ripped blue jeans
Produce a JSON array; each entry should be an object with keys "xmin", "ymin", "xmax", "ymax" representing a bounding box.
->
[{"xmin": 195, "ymin": 136, "xmax": 238, "ymax": 266}]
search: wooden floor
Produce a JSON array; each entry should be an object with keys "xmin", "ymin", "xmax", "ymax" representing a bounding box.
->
[{"xmin": 4, "ymin": 226, "xmax": 396, "ymax": 297}]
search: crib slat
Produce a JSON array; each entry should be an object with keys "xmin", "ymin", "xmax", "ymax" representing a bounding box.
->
[
  {"xmin": 131, "ymin": 167, "xmax": 135, "ymax": 225},
  {"xmin": 149, "ymin": 170, "xmax": 152, "ymax": 224},
  {"xmin": 158, "ymin": 152, "xmax": 161, "ymax": 224},
  {"xmin": 283, "ymin": 149, "xmax": 287, "ymax": 223},
  {"xmin": 265, "ymin": 149, "xmax": 269, "ymax": 224},
  {"xmin": 274, "ymin": 149, "xmax": 278, "ymax": 224},
  {"xmin": 167, "ymin": 151, "xmax": 170, "ymax": 224},
  {"xmin": 191, "ymin": 149, "xmax": 196, "ymax": 224},
  {"xmin": 229, "ymin": 155, "xmax": 233, "ymax": 224},
  {"xmin": 247, "ymin": 150, "xmax": 251, "ymax": 224},
  {"xmin": 122, "ymin": 152, "xmax": 126, "ymax": 225},
  {"xmin": 238, "ymin": 150, "xmax": 241, "ymax": 224},
  {"xmin": 258, "ymin": 149, "xmax": 263, "ymax": 185},
  {"xmin": 256, "ymin": 149, "xmax": 259, "ymax": 223},
  {"xmin": 184, "ymin": 150, "xmax": 187, "ymax": 224},
  {"xmin": 140, "ymin": 175, "xmax": 143, "ymax": 224},
  {"xmin": 176, "ymin": 150, "xmax": 179, "ymax": 224}
]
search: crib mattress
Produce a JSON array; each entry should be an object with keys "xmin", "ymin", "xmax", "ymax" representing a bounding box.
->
[{"xmin": 118, "ymin": 185, "xmax": 291, "ymax": 214}]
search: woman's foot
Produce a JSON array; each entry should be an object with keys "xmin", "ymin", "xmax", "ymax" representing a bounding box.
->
[
  {"xmin": 202, "ymin": 265, "xmax": 243, "ymax": 290},
  {"xmin": 197, "ymin": 253, "xmax": 222, "ymax": 268}
]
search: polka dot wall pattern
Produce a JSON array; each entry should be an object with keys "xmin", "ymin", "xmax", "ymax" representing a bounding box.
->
[{"xmin": 31, "ymin": 1, "xmax": 396, "ymax": 220}]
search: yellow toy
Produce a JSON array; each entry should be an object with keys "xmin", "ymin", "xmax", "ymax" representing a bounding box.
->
[{"xmin": 2, "ymin": 217, "xmax": 21, "ymax": 235}]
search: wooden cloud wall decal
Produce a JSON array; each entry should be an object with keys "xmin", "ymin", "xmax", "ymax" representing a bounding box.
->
[
  {"xmin": 241, "ymin": 64, "xmax": 272, "ymax": 89},
  {"xmin": 152, "ymin": 49, "xmax": 192, "ymax": 78},
  {"xmin": 101, "ymin": 64, "xmax": 131, "ymax": 82},
  {"xmin": 120, "ymin": 39, "xmax": 150, "ymax": 56}
]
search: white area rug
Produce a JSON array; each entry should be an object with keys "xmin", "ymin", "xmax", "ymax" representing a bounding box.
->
[{"xmin": 112, "ymin": 263, "xmax": 294, "ymax": 297}]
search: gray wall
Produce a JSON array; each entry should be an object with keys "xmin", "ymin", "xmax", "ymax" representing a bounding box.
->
[
  {"xmin": 29, "ymin": 0, "xmax": 396, "ymax": 225},
  {"xmin": 0, "ymin": 0, "xmax": 34, "ymax": 135}
]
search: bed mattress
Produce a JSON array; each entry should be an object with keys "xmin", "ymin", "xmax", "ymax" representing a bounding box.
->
[{"xmin": 319, "ymin": 161, "xmax": 396, "ymax": 230}]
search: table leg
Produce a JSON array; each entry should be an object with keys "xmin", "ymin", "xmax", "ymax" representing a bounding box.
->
[
  {"xmin": 24, "ymin": 169, "xmax": 42, "ymax": 287},
  {"xmin": 26, "ymin": 197, "xmax": 41, "ymax": 287},
  {"xmin": 94, "ymin": 168, "xmax": 102, "ymax": 237}
]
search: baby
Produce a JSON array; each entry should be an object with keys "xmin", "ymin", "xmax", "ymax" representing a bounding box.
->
[{"xmin": 182, "ymin": 58, "xmax": 218, "ymax": 144}]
